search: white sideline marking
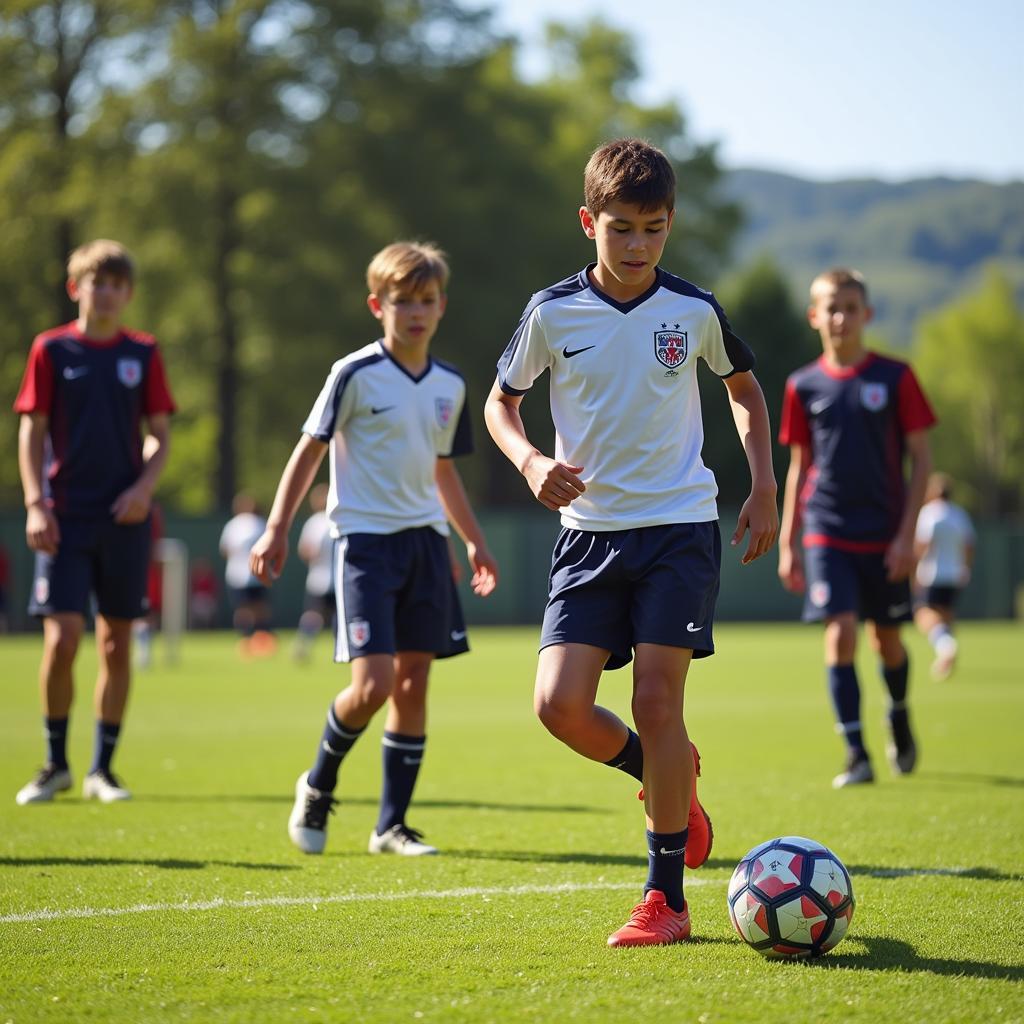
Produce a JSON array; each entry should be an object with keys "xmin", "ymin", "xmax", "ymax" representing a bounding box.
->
[{"xmin": 0, "ymin": 878, "xmax": 718, "ymax": 925}]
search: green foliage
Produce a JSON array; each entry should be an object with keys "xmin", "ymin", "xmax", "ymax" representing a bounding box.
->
[{"xmin": 913, "ymin": 268, "xmax": 1024, "ymax": 519}]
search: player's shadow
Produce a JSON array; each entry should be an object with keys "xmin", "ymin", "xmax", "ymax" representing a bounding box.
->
[
  {"xmin": 143, "ymin": 795, "xmax": 603, "ymax": 814},
  {"xmin": 444, "ymin": 849, "xmax": 739, "ymax": 869},
  {"xmin": 804, "ymin": 934, "xmax": 1024, "ymax": 981},
  {"xmin": 0, "ymin": 855, "xmax": 298, "ymax": 872},
  {"xmin": 913, "ymin": 769, "xmax": 1024, "ymax": 788},
  {"xmin": 849, "ymin": 864, "xmax": 1021, "ymax": 883}
]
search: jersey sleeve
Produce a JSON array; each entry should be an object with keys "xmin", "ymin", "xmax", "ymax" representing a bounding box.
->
[
  {"xmin": 440, "ymin": 389, "xmax": 473, "ymax": 458},
  {"xmin": 897, "ymin": 366, "xmax": 937, "ymax": 433},
  {"xmin": 144, "ymin": 344, "xmax": 177, "ymax": 415},
  {"xmin": 914, "ymin": 505, "xmax": 936, "ymax": 544},
  {"xmin": 700, "ymin": 295, "xmax": 755, "ymax": 378},
  {"xmin": 497, "ymin": 300, "xmax": 553, "ymax": 395},
  {"xmin": 778, "ymin": 378, "xmax": 811, "ymax": 446},
  {"xmin": 12, "ymin": 336, "xmax": 55, "ymax": 415},
  {"xmin": 302, "ymin": 360, "xmax": 357, "ymax": 441}
]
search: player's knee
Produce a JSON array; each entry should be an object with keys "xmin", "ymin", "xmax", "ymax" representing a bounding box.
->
[
  {"xmin": 630, "ymin": 679, "xmax": 676, "ymax": 734},
  {"xmin": 351, "ymin": 676, "xmax": 392, "ymax": 712},
  {"xmin": 534, "ymin": 692, "xmax": 583, "ymax": 740},
  {"xmin": 46, "ymin": 630, "xmax": 81, "ymax": 667}
]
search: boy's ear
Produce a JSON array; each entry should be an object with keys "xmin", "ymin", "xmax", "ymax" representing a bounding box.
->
[
  {"xmin": 66, "ymin": 278, "xmax": 80, "ymax": 301},
  {"xmin": 367, "ymin": 294, "xmax": 384, "ymax": 320},
  {"xmin": 579, "ymin": 206, "xmax": 597, "ymax": 239},
  {"xmin": 806, "ymin": 304, "xmax": 819, "ymax": 328}
]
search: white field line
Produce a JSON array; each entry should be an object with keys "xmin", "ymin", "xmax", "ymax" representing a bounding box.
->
[
  {"xmin": 0, "ymin": 879, "xmax": 716, "ymax": 925},
  {"xmin": 0, "ymin": 866, "xmax": 977, "ymax": 926}
]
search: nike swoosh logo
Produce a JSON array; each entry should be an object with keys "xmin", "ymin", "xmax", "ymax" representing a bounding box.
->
[
  {"xmin": 63, "ymin": 366, "xmax": 89, "ymax": 380},
  {"xmin": 450, "ymin": 630, "xmax": 466, "ymax": 642},
  {"xmin": 809, "ymin": 398, "xmax": 831, "ymax": 414},
  {"xmin": 887, "ymin": 604, "xmax": 910, "ymax": 617},
  {"xmin": 686, "ymin": 622, "xmax": 702, "ymax": 632},
  {"xmin": 371, "ymin": 405, "xmax": 395, "ymax": 415},
  {"xmin": 562, "ymin": 346, "xmax": 595, "ymax": 359},
  {"xmin": 402, "ymin": 757, "xmax": 422, "ymax": 766},
  {"xmin": 659, "ymin": 846, "xmax": 686, "ymax": 856}
]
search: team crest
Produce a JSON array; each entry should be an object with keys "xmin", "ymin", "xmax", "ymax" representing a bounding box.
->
[
  {"xmin": 860, "ymin": 382, "xmax": 888, "ymax": 411},
  {"xmin": 348, "ymin": 619, "xmax": 370, "ymax": 648},
  {"xmin": 655, "ymin": 329, "xmax": 687, "ymax": 369},
  {"xmin": 117, "ymin": 358, "xmax": 142, "ymax": 388},
  {"xmin": 435, "ymin": 397, "xmax": 454, "ymax": 428},
  {"xmin": 810, "ymin": 581, "xmax": 831, "ymax": 608},
  {"xmin": 34, "ymin": 576, "xmax": 49, "ymax": 606}
]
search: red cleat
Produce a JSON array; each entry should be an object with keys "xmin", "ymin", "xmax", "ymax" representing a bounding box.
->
[
  {"xmin": 607, "ymin": 890, "xmax": 691, "ymax": 948},
  {"xmin": 637, "ymin": 742, "xmax": 713, "ymax": 870}
]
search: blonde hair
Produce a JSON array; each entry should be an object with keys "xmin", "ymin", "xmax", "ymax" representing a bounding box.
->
[
  {"xmin": 366, "ymin": 241, "xmax": 449, "ymax": 297},
  {"xmin": 810, "ymin": 267, "xmax": 869, "ymax": 304},
  {"xmin": 67, "ymin": 239, "xmax": 134, "ymax": 284}
]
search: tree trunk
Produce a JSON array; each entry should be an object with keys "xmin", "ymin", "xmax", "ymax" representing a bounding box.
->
[{"xmin": 213, "ymin": 179, "xmax": 240, "ymax": 511}]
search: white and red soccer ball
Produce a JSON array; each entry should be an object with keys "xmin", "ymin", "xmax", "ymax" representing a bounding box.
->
[{"xmin": 728, "ymin": 836, "xmax": 854, "ymax": 958}]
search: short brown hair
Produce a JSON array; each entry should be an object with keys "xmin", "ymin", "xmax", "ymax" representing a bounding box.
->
[
  {"xmin": 583, "ymin": 138, "xmax": 676, "ymax": 216},
  {"xmin": 366, "ymin": 241, "xmax": 449, "ymax": 297},
  {"xmin": 67, "ymin": 239, "xmax": 134, "ymax": 284},
  {"xmin": 810, "ymin": 267, "xmax": 869, "ymax": 304}
]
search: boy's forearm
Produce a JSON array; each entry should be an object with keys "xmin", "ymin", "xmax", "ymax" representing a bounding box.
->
[
  {"xmin": 779, "ymin": 450, "xmax": 807, "ymax": 549},
  {"xmin": 18, "ymin": 414, "xmax": 48, "ymax": 507},
  {"xmin": 897, "ymin": 439, "xmax": 932, "ymax": 542},
  {"xmin": 484, "ymin": 392, "xmax": 541, "ymax": 476},
  {"xmin": 727, "ymin": 379, "xmax": 777, "ymax": 494},
  {"xmin": 267, "ymin": 437, "xmax": 328, "ymax": 532},
  {"xmin": 135, "ymin": 416, "xmax": 171, "ymax": 495},
  {"xmin": 436, "ymin": 461, "xmax": 486, "ymax": 547}
]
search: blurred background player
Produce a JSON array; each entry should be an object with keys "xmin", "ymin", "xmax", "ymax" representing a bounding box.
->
[
  {"xmin": 13, "ymin": 239, "xmax": 175, "ymax": 805},
  {"xmin": 188, "ymin": 555, "xmax": 219, "ymax": 629},
  {"xmin": 250, "ymin": 241, "xmax": 498, "ymax": 858},
  {"xmin": 132, "ymin": 501, "xmax": 164, "ymax": 668},
  {"xmin": 778, "ymin": 267, "xmax": 935, "ymax": 788},
  {"xmin": 220, "ymin": 493, "xmax": 274, "ymax": 656},
  {"xmin": 914, "ymin": 472, "xmax": 975, "ymax": 680},
  {"xmin": 292, "ymin": 482, "xmax": 335, "ymax": 662}
]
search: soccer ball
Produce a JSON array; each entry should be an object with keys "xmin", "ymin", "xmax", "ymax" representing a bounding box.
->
[{"xmin": 727, "ymin": 836, "xmax": 854, "ymax": 958}]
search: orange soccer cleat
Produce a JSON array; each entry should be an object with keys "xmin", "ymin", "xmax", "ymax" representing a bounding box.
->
[
  {"xmin": 637, "ymin": 742, "xmax": 713, "ymax": 869},
  {"xmin": 607, "ymin": 890, "xmax": 691, "ymax": 948}
]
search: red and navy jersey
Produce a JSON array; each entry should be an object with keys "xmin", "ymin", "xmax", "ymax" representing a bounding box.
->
[
  {"xmin": 779, "ymin": 353, "xmax": 935, "ymax": 550},
  {"xmin": 13, "ymin": 322, "xmax": 176, "ymax": 518}
]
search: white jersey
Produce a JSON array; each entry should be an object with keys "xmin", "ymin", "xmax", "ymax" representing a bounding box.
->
[
  {"xmin": 915, "ymin": 499, "xmax": 975, "ymax": 587},
  {"xmin": 303, "ymin": 340, "xmax": 471, "ymax": 537},
  {"xmin": 498, "ymin": 266, "xmax": 755, "ymax": 530},
  {"xmin": 220, "ymin": 512, "xmax": 267, "ymax": 589},
  {"xmin": 299, "ymin": 511, "xmax": 335, "ymax": 596}
]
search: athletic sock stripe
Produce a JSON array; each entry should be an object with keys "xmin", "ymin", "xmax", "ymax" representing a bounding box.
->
[
  {"xmin": 326, "ymin": 713, "xmax": 360, "ymax": 740},
  {"xmin": 381, "ymin": 737, "xmax": 426, "ymax": 751},
  {"xmin": 835, "ymin": 721, "xmax": 862, "ymax": 733}
]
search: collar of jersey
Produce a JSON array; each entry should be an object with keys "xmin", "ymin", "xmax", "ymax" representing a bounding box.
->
[
  {"xmin": 816, "ymin": 351, "xmax": 877, "ymax": 380},
  {"xmin": 376, "ymin": 339, "xmax": 433, "ymax": 383},
  {"xmin": 580, "ymin": 263, "xmax": 663, "ymax": 315},
  {"xmin": 64, "ymin": 320, "xmax": 126, "ymax": 349}
]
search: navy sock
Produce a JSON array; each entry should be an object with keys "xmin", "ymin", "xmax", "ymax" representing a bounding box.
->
[
  {"xmin": 882, "ymin": 657, "xmax": 909, "ymax": 705},
  {"xmin": 376, "ymin": 732, "xmax": 426, "ymax": 835},
  {"xmin": 828, "ymin": 664, "xmax": 866, "ymax": 758},
  {"xmin": 603, "ymin": 728, "xmax": 643, "ymax": 782},
  {"xmin": 90, "ymin": 720, "xmax": 121, "ymax": 774},
  {"xmin": 307, "ymin": 705, "xmax": 364, "ymax": 793},
  {"xmin": 644, "ymin": 829, "xmax": 687, "ymax": 912},
  {"xmin": 45, "ymin": 717, "xmax": 69, "ymax": 770}
]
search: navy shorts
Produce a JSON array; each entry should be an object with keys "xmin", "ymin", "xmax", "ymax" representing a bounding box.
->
[
  {"xmin": 917, "ymin": 584, "xmax": 960, "ymax": 610},
  {"xmin": 802, "ymin": 545, "xmax": 912, "ymax": 625},
  {"xmin": 29, "ymin": 515, "xmax": 152, "ymax": 620},
  {"xmin": 334, "ymin": 527, "xmax": 467, "ymax": 663},
  {"xmin": 540, "ymin": 522, "xmax": 721, "ymax": 671}
]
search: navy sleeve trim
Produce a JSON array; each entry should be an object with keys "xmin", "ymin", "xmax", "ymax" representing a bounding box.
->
[
  {"xmin": 444, "ymin": 398, "xmax": 473, "ymax": 458},
  {"xmin": 308, "ymin": 351, "xmax": 384, "ymax": 440}
]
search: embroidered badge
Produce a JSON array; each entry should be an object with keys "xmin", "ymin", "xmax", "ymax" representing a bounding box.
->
[
  {"xmin": 655, "ymin": 326, "xmax": 687, "ymax": 369},
  {"xmin": 117, "ymin": 358, "xmax": 142, "ymax": 388},
  {"xmin": 860, "ymin": 382, "xmax": 888, "ymax": 411},
  {"xmin": 435, "ymin": 397, "xmax": 454, "ymax": 428},
  {"xmin": 348, "ymin": 619, "xmax": 370, "ymax": 648}
]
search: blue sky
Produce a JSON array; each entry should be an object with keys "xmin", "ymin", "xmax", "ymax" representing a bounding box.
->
[{"xmin": 481, "ymin": 0, "xmax": 1023, "ymax": 182}]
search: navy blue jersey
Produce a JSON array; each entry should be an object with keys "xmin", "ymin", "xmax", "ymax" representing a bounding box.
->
[
  {"xmin": 779, "ymin": 353, "xmax": 935, "ymax": 549},
  {"xmin": 14, "ymin": 322, "xmax": 176, "ymax": 518}
]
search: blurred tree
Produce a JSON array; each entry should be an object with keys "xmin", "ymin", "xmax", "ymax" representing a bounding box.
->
[
  {"xmin": 913, "ymin": 268, "xmax": 1024, "ymax": 520},
  {"xmin": 702, "ymin": 258, "xmax": 818, "ymax": 507}
]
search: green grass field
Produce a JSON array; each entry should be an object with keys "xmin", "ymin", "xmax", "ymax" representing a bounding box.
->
[{"xmin": 1, "ymin": 623, "xmax": 1022, "ymax": 1024}]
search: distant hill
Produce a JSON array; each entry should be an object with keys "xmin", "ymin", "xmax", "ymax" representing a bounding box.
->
[{"xmin": 721, "ymin": 169, "xmax": 1024, "ymax": 346}]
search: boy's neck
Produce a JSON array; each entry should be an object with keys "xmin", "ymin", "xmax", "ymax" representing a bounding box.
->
[
  {"xmin": 588, "ymin": 262, "xmax": 657, "ymax": 304},
  {"xmin": 822, "ymin": 337, "xmax": 868, "ymax": 369},
  {"xmin": 76, "ymin": 314, "xmax": 122, "ymax": 342},
  {"xmin": 382, "ymin": 336, "xmax": 429, "ymax": 375}
]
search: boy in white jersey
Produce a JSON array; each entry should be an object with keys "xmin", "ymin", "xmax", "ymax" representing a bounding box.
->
[
  {"xmin": 485, "ymin": 139, "xmax": 778, "ymax": 947},
  {"xmin": 251, "ymin": 242, "xmax": 498, "ymax": 856},
  {"xmin": 292, "ymin": 483, "xmax": 335, "ymax": 661},
  {"xmin": 914, "ymin": 473, "xmax": 975, "ymax": 680}
]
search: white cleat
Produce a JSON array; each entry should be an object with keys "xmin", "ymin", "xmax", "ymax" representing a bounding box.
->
[
  {"xmin": 368, "ymin": 824, "xmax": 438, "ymax": 856},
  {"xmin": 288, "ymin": 772, "xmax": 337, "ymax": 854},
  {"xmin": 82, "ymin": 769, "xmax": 132, "ymax": 802},
  {"xmin": 16, "ymin": 765, "xmax": 72, "ymax": 805},
  {"xmin": 832, "ymin": 756, "xmax": 875, "ymax": 789},
  {"xmin": 931, "ymin": 636, "xmax": 958, "ymax": 681}
]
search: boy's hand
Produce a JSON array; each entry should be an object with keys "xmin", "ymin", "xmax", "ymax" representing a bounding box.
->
[
  {"xmin": 778, "ymin": 544, "xmax": 805, "ymax": 593},
  {"xmin": 465, "ymin": 541, "xmax": 498, "ymax": 597},
  {"xmin": 250, "ymin": 527, "xmax": 288, "ymax": 585},
  {"xmin": 884, "ymin": 534, "xmax": 914, "ymax": 582},
  {"xmin": 26, "ymin": 502, "xmax": 60, "ymax": 555},
  {"xmin": 111, "ymin": 482, "xmax": 152, "ymax": 524},
  {"xmin": 522, "ymin": 453, "xmax": 585, "ymax": 511},
  {"xmin": 732, "ymin": 488, "xmax": 779, "ymax": 565}
]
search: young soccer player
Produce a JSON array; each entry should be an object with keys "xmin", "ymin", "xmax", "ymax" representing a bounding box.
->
[
  {"xmin": 13, "ymin": 239, "xmax": 175, "ymax": 805},
  {"xmin": 220, "ymin": 493, "xmax": 274, "ymax": 657},
  {"xmin": 484, "ymin": 139, "xmax": 778, "ymax": 948},
  {"xmin": 250, "ymin": 241, "xmax": 498, "ymax": 857},
  {"xmin": 914, "ymin": 472, "xmax": 974, "ymax": 681},
  {"xmin": 778, "ymin": 268, "xmax": 936, "ymax": 788},
  {"xmin": 292, "ymin": 483, "xmax": 335, "ymax": 662}
]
